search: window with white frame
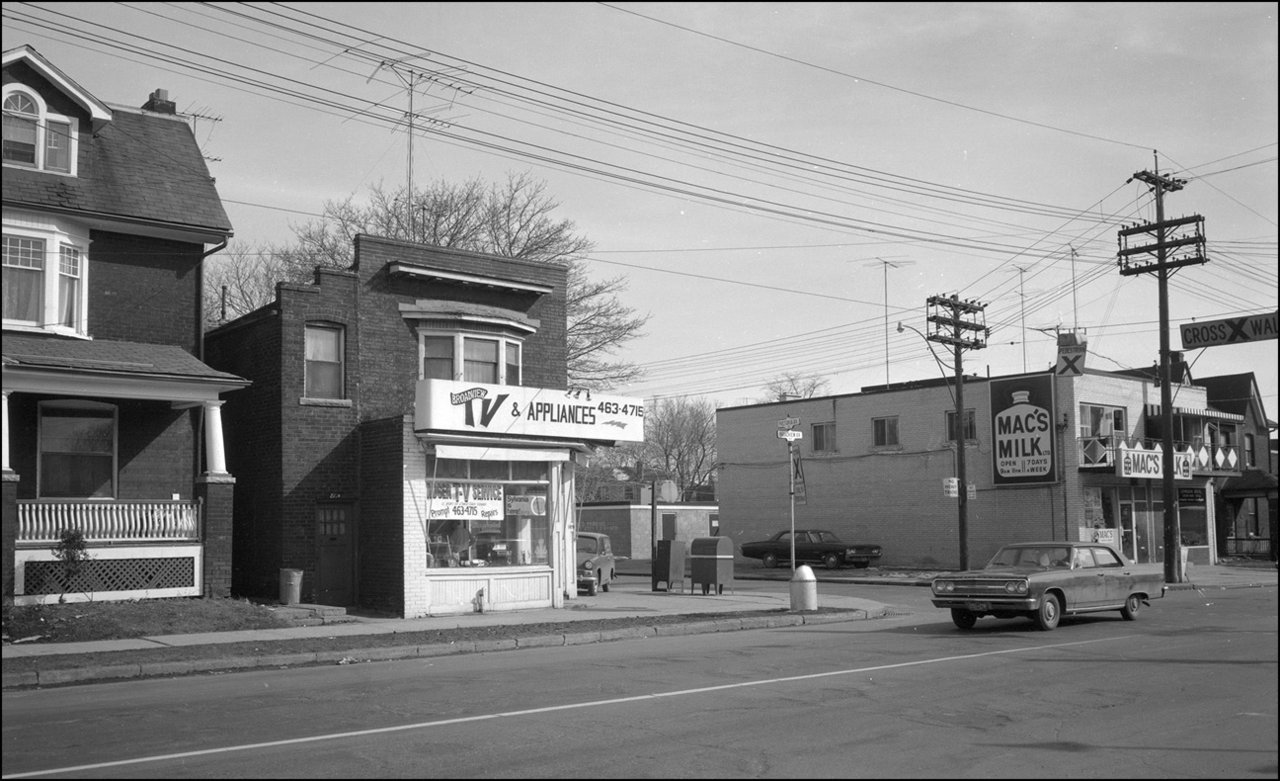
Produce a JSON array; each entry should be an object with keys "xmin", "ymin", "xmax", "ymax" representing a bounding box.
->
[
  {"xmin": 3, "ymin": 227, "xmax": 88, "ymax": 335},
  {"xmin": 39, "ymin": 400, "xmax": 116, "ymax": 498},
  {"xmin": 812, "ymin": 421, "xmax": 836, "ymax": 453},
  {"xmin": 1079, "ymin": 404, "xmax": 1125, "ymax": 440},
  {"xmin": 872, "ymin": 416, "xmax": 899, "ymax": 447},
  {"xmin": 304, "ymin": 323, "xmax": 344, "ymax": 399},
  {"xmin": 3, "ymin": 87, "xmax": 76, "ymax": 174},
  {"xmin": 420, "ymin": 331, "xmax": 523, "ymax": 385},
  {"xmin": 1244, "ymin": 433, "xmax": 1256, "ymax": 469}
]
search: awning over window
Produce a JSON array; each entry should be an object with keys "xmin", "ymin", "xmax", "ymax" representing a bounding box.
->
[
  {"xmin": 434, "ymin": 444, "xmax": 571, "ymax": 462},
  {"xmin": 1144, "ymin": 404, "xmax": 1244, "ymax": 422}
]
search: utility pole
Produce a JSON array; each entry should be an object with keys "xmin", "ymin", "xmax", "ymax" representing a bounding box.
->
[
  {"xmin": 926, "ymin": 294, "xmax": 988, "ymax": 570},
  {"xmin": 1117, "ymin": 158, "xmax": 1207, "ymax": 584}
]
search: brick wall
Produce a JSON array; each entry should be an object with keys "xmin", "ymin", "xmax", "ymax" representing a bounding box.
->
[{"xmin": 89, "ymin": 230, "xmax": 203, "ymax": 351}]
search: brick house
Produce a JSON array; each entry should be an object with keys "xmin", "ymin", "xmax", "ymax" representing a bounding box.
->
[
  {"xmin": 204, "ymin": 235, "xmax": 644, "ymax": 617},
  {"xmin": 2, "ymin": 45, "xmax": 248, "ymax": 604},
  {"xmin": 717, "ymin": 364, "xmax": 1261, "ymax": 570}
]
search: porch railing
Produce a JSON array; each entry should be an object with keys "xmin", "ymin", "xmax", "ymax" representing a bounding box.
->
[
  {"xmin": 17, "ymin": 500, "xmax": 202, "ymax": 544},
  {"xmin": 1077, "ymin": 435, "xmax": 1240, "ymax": 474}
]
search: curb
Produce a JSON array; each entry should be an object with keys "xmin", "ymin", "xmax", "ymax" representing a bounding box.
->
[{"xmin": 1, "ymin": 608, "xmax": 886, "ymax": 691}]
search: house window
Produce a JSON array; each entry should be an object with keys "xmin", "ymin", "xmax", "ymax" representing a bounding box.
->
[
  {"xmin": 420, "ymin": 332, "xmax": 523, "ymax": 385},
  {"xmin": 946, "ymin": 409, "xmax": 977, "ymax": 443},
  {"xmin": 304, "ymin": 324, "xmax": 344, "ymax": 399},
  {"xmin": 1244, "ymin": 434, "xmax": 1255, "ymax": 469},
  {"xmin": 3, "ymin": 88, "xmax": 76, "ymax": 174},
  {"xmin": 39, "ymin": 401, "xmax": 116, "ymax": 498},
  {"xmin": 1079, "ymin": 404, "xmax": 1125, "ymax": 440},
  {"xmin": 872, "ymin": 416, "xmax": 899, "ymax": 447},
  {"xmin": 812, "ymin": 422, "xmax": 836, "ymax": 453},
  {"xmin": 3, "ymin": 231, "xmax": 87, "ymax": 334}
]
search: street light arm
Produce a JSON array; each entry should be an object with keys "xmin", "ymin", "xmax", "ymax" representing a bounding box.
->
[{"xmin": 897, "ymin": 322, "xmax": 956, "ymax": 406}]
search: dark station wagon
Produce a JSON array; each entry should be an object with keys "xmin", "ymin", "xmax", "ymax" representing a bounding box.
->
[{"xmin": 740, "ymin": 529, "xmax": 882, "ymax": 570}]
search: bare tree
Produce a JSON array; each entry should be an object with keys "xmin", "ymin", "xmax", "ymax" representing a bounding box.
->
[
  {"xmin": 205, "ymin": 173, "xmax": 648, "ymax": 389},
  {"xmin": 637, "ymin": 397, "xmax": 718, "ymax": 501},
  {"xmin": 761, "ymin": 373, "xmax": 830, "ymax": 402}
]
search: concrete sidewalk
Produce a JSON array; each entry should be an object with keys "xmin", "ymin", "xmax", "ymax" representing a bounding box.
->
[{"xmin": 3, "ymin": 559, "xmax": 1273, "ymax": 689}]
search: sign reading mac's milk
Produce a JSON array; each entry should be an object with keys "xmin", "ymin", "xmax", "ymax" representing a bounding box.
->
[{"xmin": 990, "ymin": 373, "xmax": 1057, "ymax": 486}]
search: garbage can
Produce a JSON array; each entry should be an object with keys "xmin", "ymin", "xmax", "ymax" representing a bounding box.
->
[
  {"xmin": 653, "ymin": 539, "xmax": 686, "ymax": 592},
  {"xmin": 279, "ymin": 568, "xmax": 303, "ymax": 605},
  {"xmin": 689, "ymin": 536, "xmax": 734, "ymax": 595},
  {"xmin": 790, "ymin": 565, "xmax": 818, "ymax": 611}
]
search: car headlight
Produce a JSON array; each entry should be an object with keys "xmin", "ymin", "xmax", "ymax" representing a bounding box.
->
[
  {"xmin": 581, "ymin": 561, "xmax": 593, "ymax": 571},
  {"xmin": 932, "ymin": 580, "xmax": 954, "ymax": 594},
  {"xmin": 1004, "ymin": 580, "xmax": 1028, "ymax": 594}
]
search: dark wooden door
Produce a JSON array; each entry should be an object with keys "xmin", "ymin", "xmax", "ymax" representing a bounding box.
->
[{"xmin": 316, "ymin": 503, "xmax": 354, "ymax": 606}]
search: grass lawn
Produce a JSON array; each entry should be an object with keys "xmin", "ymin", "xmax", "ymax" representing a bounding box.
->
[{"xmin": 2, "ymin": 597, "xmax": 293, "ymax": 645}]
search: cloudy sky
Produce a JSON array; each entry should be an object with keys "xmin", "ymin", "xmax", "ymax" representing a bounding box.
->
[{"xmin": 6, "ymin": 3, "xmax": 1276, "ymax": 413}]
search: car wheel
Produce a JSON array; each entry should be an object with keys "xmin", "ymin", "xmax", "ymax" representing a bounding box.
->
[
  {"xmin": 586, "ymin": 580, "xmax": 598, "ymax": 596},
  {"xmin": 1035, "ymin": 593, "xmax": 1061, "ymax": 631},
  {"xmin": 602, "ymin": 571, "xmax": 612, "ymax": 592},
  {"xmin": 1121, "ymin": 593, "xmax": 1142, "ymax": 620},
  {"xmin": 762, "ymin": 552, "xmax": 778, "ymax": 569},
  {"xmin": 823, "ymin": 552, "xmax": 840, "ymax": 570},
  {"xmin": 950, "ymin": 608, "xmax": 977, "ymax": 630}
]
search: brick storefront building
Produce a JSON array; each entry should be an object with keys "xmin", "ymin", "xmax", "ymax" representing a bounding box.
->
[{"xmin": 205, "ymin": 235, "xmax": 643, "ymax": 616}]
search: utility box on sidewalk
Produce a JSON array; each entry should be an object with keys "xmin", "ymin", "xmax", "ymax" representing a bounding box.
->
[
  {"xmin": 689, "ymin": 536, "xmax": 734, "ymax": 595},
  {"xmin": 279, "ymin": 568, "xmax": 303, "ymax": 605},
  {"xmin": 653, "ymin": 539, "xmax": 686, "ymax": 592}
]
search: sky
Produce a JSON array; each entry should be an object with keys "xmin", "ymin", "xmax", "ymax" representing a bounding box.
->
[{"xmin": 5, "ymin": 2, "xmax": 1277, "ymax": 417}]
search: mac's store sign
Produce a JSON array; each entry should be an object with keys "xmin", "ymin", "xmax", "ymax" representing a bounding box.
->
[{"xmin": 989, "ymin": 373, "xmax": 1057, "ymax": 486}]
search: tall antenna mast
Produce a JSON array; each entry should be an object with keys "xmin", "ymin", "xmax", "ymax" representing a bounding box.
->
[{"xmin": 1069, "ymin": 245, "xmax": 1079, "ymax": 334}]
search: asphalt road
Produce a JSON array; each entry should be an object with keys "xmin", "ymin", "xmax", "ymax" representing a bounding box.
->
[{"xmin": 3, "ymin": 583, "xmax": 1275, "ymax": 779}]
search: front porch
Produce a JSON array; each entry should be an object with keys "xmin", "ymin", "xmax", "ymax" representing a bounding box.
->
[{"xmin": 13, "ymin": 500, "xmax": 204, "ymax": 605}]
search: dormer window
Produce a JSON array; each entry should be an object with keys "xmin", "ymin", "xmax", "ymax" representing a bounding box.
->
[{"xmin": 3, "ymin": 88, "xmax": 76, "ymax": 174}]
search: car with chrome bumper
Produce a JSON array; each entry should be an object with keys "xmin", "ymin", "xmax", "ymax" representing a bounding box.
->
[
  {"xmin": 931, "ymin": 541, "xmax": 1166, "ymax": 631},
  {"xmin": 576, "ymin": 532, "xmax": 616, "ymax": 596}
]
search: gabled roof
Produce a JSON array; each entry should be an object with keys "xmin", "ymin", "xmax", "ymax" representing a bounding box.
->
[
  {"xmin": 1, "ymin": 45, "xmax": 111, "ymax": 130},
  {"xmin": 2, "ymin": 45, "xmax": 232, "ymax": 243},
  {"xmin": 1197, "ymin": 373, "xmax": 1265, "ymax": 421}
]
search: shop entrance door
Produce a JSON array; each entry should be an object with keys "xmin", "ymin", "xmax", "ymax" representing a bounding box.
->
[{"xmin": 316, "ymin": 503, "xmax": 354, "ymax": 605}]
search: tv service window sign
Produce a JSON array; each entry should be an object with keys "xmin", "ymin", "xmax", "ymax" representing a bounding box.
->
[
  {"xmin": 990, "ymin": 373, "xmax": 1057, "ymax": 485},
  {"xmin": 415, "ymin": 380, "xmax": 645, "ymax": 442}
]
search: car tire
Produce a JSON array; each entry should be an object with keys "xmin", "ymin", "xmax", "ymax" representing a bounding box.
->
[
  {"xmin": 586, "ymin": 580, "xmax": 598, "ymax": 597},
  {"xmin": 1035, "ymin": 593, "xmax": 1061, "ymax": 631},
  {"xmin": 602, "ymin": 571, "xmax": 612, "ymax": 592},
  {"xmin": 1121, "ymin": 593, "xmax": 1142, "ymax": 620},
  {"xmin": 762, "ymin": 552, "xmax": 778, "ymax": 569},
  {"xmin": 823, "ymin": 552, "xmax": 840, "ymax": 570},
  {"xmin": 950, "ymin": 608, "xmax": 977, "ymax": 630}
]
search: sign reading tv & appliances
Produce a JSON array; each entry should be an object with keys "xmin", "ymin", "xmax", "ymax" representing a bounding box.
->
[
  {"xmin": 415, "ymin": 379, "xmax": 645, "ymax": 442},
  {"xmin": 989, "ymin": 373, "xmax": 1057, "ymax": 486}
]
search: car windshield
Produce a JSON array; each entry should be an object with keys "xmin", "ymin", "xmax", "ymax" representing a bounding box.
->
[
  {"xmin": 576, "ymin": 537, "xmax": 599, "ymax": 554},
  {"xmin": 986, "ymin": 546, "xmax": 1071, "ymax": 569}
]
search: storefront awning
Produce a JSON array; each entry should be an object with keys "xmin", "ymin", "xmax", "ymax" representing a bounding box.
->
[
  {"xmin": 1144, "ymin": 404, "xmax": 1243, "ymax": 422},
  {"xmin": 434, "ymin": 444, "xmax": 571, "ymax": 462}
]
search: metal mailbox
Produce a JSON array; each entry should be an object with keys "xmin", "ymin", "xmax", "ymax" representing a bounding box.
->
[
  {"xmin": 652, "ymin": 539, "xmax": 686, "ymax": 592},
  {"xmin": 689, "ymin": 536, "xmax": 734, "ymax": 595}
]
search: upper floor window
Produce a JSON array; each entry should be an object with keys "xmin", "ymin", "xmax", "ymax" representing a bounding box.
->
[
  {"xmin": 304, "ymin": 323, "xmax": 344, "ymax": 399},
  {"xmin": 812, "ymin": 422, "xmax": 836, "ymax": 453},
  {"xmin": 3, "ymin": 88, "xmax": 75, "ymax": 174},
  {"xmin": 3, "ymin": 229, "xmax": 88, "ymax": 335},
  {"xmin": 946, "ymin": 409, "xmax": 977, "ymax": 443},
  {"xmin": 872, "ymin": 416, "xmax": 899, "ymax": 447},
  {"xmin": 1079, "ymin": 404, "xmax": 1124, "ymax": 439},
  {"xmin": 39, "ymin": 400, "xmax": 116, "ymax": 498},
  {"xmin": 420, "ymin": 331, "xmax": 523, "ymax": 385},
  {"xmin": 1244, "ymin": 433, "xmax": 1256, "ymax": 469}
]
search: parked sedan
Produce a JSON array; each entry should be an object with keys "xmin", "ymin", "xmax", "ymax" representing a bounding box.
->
[
  {"xmin": 931, "ymin": 541, "xmax": 1167, "ymax": 631},
  {"xmin": 740, "ymin": 529, "xmax": 882, "ymax": 570},
  {"xmin": 576, "ymin": 532, "xmax": 616, "ymax": 596}
]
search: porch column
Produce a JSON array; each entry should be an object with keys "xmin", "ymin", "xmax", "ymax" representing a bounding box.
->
[
  {"xmin": 1, "ymin": 390, "xmax": 10, "ymax": 473},
  {"xmin": 204, "ymin": 400, "xmax": 228, "ymax": 474}
]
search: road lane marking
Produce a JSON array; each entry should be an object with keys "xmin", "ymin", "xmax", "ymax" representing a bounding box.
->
[{"xmin": 3, "ymin": 635, "xmax": 1135, "ymax": 778}]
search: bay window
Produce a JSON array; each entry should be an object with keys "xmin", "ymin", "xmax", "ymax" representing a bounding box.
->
[
  {"xmin": 3, "ymin": 227, "xmax": 88, "ymax": 335},
  {"xmin": 420, "ymin": 331, "xmax": 523, "ymax": 385}
]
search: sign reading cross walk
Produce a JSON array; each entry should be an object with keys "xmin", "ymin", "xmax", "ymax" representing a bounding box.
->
[{"xmin": 1180, "ymin": 311, "xmax": 1278, "ymax": 349}]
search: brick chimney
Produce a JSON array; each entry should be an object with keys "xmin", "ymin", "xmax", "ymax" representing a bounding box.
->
[{"xmin": 142, "ymin": 88, "xmax": 176, "ymax": 115}]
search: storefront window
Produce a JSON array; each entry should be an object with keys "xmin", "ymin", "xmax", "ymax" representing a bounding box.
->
[{"xmin": 424, "ymin": 459, "xmax": 550, "ymax": 569}]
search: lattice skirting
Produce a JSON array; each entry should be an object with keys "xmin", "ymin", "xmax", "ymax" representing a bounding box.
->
[{"xmin": 13, "ymin": 544, "xmax": 203, "ymax": 605}]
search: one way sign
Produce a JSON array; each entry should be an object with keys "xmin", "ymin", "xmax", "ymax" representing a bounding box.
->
[{"xmin": 1180, "ymin": 311, "xmax": 1278, "ymax": 349}]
